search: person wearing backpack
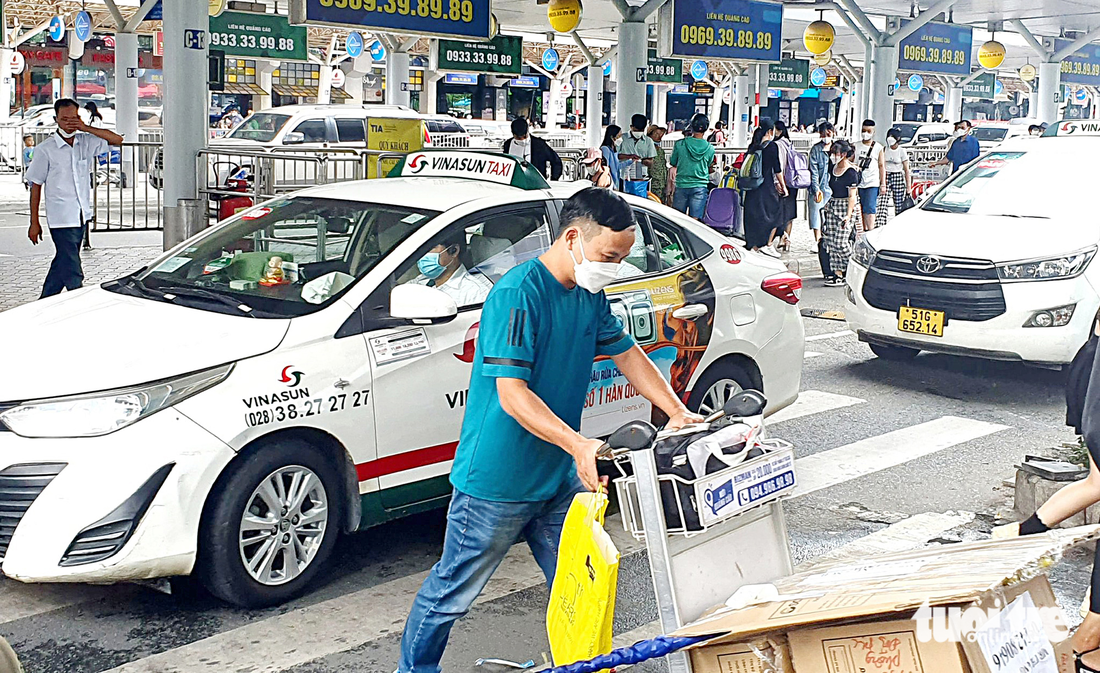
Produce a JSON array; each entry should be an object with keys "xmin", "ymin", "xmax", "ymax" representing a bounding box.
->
[
  {"xmin": 773, "ymin": 121, "xmax": 808, "ymax": 252},
  {"xmin": 669, "ymin": 113, "xmax": 716, "ymax": 219},
  {"xmin": 741, "ymin": 120, "xmax": 785, "ymax": 257}
]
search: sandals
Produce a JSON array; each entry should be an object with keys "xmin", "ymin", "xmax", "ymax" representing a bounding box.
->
[{"xmin": 1077, "ymin": 647, "xmax": 1100, "ymax": 672}]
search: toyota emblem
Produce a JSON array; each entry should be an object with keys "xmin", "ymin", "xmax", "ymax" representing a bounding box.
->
[{"xmin": 916, "ymin": 256, "xmax": 942, "ymax": 274}]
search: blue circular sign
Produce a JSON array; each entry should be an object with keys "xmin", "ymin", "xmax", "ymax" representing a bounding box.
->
[
  {"xmin": 809, "ymin": 67, "xmax": 827, "ymax": 87},
  {"xmin": 73, "ymin": 11, "xmax": 92, "ymax": 43},
  {"xmin": 369, "ymin": 40, "xmax": 386, "ymax": 61},
  {"xmin": 48, "ymin": 16, "xmax": 64, "ymax": 42},
  {"xmin": 602, "ymin": 60, "xmax": 612, "ymax": 77},
  {"xmin": 346, "ymin": 32, "xmax": 364, "ymax": 59},
  {"xmin": 1075, "ymin": 87, "xmax": 1087, "ymax": 102},
  {"xmin": 893, "ymin": 77, "xmax": 901, "ymax": 90},
  {"xmin": 542, "ymin": 48, "xmax": 560, "ymax": 72},
  {"xmin": 908, "ymin": 74, "xmax": 924, "ymax": 92},
  {"xmin": 690, "ymin": 60, "xmax": 708, "ymax": 81}
]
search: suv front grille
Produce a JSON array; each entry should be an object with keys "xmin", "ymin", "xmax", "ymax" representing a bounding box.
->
[
  {"xmin": 863, "ymin": 251, "xmax": 1007, "ymax": 322},
  {"xmin": 0, "ymin": 463, "xmax": 66, "ymax": 561}
]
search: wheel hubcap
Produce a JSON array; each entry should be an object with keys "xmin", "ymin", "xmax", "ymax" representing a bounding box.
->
[
  {"xmin": 239, "ymin": 465, "xmax": 328, "ymax": 586},
  {"xmin": 698, "ymin": 378, "xmax": 743, "ymax": 416}
]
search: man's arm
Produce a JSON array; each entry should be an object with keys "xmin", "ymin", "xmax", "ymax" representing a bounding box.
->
[
  {"xmin": 547, "ymin": 144, "xmax": 563, "ymax": 180},
  {"xmin": 878, "ymin": 148, "xmax": 886, "ymax": 186},
  {"xmin": 497, "ymin": 378, "xmax": 604, "ymax": 492},
  {"xmin": 80, "ymin": 121, "xmax": 124, "ymax": 146},
  {"xmin": 29, "ymin": 183, "xmax": 43, "ymax": 244},
  {"xmin": 612, "ymin": 345, "xmax": 701, "ymax": 428}
]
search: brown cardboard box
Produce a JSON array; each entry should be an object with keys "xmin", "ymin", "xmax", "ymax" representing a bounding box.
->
[
  {"xmin": 676, "ymin": 527, "xmax": 1098, "ymax": 673},
  {"xmin": 788, "ymin": 619, "xmax": 967, "ymax": 673},
  {"xmin": 690, "ymin": 639, "xmax": 791, "ymax": 673}
]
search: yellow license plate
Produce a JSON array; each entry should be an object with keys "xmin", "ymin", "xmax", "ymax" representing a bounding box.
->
[{"xmin": 897, "ymin": 306, "xmax": 945, "ymax": 337}]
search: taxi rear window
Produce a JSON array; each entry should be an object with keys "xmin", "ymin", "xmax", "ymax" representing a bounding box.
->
[{"xmin": 121, "ymin": 198, "xmax": 440, "ymax": 318}]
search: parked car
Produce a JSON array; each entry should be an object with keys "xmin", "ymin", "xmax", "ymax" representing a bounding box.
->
[
  {"xmin": 846, "ymin": 132, "xmax": 1099, "ymax": 367},
  {"xmin": 892, "ymin": 122, "xmax": 953, "ymax": 147}
]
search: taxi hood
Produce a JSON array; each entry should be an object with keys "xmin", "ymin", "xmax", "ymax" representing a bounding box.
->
[
  {"xmin": 867, "ymin": 207, "xmax": 1100, "ymax": 263},
  {"xmin": 0, "ymin": 287, "xmax": 289, "ymax": 401}
]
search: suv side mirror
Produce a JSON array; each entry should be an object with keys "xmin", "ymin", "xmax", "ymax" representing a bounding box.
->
[
  {"xmin": 390, "ymin": 284, "xmax": 458, "ymax": 324},
  {"xmin": 283, "ymin": 131, "xmax": 306, "ymax": 145}
]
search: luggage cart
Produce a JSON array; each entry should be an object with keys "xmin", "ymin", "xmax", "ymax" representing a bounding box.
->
[{"xmin": 607, "ymin": 393, "xmax": 796, "ymax": 673}]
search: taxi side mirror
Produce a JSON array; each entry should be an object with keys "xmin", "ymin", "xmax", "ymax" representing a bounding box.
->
[
  {"xmin": 390, "ymin": 284, "xmax": 458, "ymax": 324},
  {"xmin": 283, "ymin": 131, "xmax": 306, "ymax": 145}
]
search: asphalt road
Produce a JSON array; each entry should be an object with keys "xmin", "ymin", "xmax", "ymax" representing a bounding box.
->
[{"xmin": 0, "ymin": 261, "xmax": 1092, "ymax": 673}]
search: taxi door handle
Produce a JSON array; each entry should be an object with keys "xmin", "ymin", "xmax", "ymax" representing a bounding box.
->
[{"xmin": 672, "ymin": 304, "xmax": 709, "ymax": 320}]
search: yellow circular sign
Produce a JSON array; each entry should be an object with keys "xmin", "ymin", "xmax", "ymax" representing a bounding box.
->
[
  {"xmin": 813, "ymin": 50, "xmax": 832, "ymax": 66},
  {"xmin": 548, "ymin": 0, "xmax": 583, "ymax": 33},
  {"xmin": 977, "ymin": 40, "xmax": 1006, "ymax": 70},
  {"xmin": 490, "ymin": 13, "xmax": 499, "ymax": 39},
  {"xmin": 1019, "ymin": 63, "xmax": 1037, "ymax": 82},
  {"xmin": 209, "ymin": 0, "xmax": 226, "ymax": 17},
  {"xmin": 803, "ymin": 20, "xmax": 835, "ymax": 55}
]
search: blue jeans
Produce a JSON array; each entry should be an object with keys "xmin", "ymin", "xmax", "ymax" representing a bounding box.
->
[
  {"xmin": 398, "ymin": 478, "xmax": 585, "ymax": 673},
  {"xmin": 41, "ymin": 225, "xmax": 86, "ymax": 298},
  {"xmin": 673, "ymin": 185, "xmax": 708, "ymax": 220}
]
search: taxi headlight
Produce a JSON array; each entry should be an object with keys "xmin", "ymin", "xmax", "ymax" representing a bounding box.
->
[
  {"xmin": 851, "ymin": 237, "xmax": 876, "ymax": 268},
  {"xmin": 997, "ymin": 248, "xmax": 1096, "ymax": 282},
  {"xmin": 0, "ymin": 364, "xmax": 233, "ymax": 438}
]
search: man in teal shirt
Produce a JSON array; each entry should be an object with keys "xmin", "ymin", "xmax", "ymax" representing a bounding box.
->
[
  {"xmin": 398, "ymin": 188, "xmax": 702, "ymax": 673},
  {"xmin": 670, "ymin": 113, "xmax": 716, "ymax": 220}
]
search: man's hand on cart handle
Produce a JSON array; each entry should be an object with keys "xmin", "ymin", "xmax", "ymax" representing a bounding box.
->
[
  {"xmin": 570, "ymin": 436, "xmax": 606, "ymax": 492},
  {"xmin": 667, "ymin": 408, "xmax": 706, "ymax": 430}
]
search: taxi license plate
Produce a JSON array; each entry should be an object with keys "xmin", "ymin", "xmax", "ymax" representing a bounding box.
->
[{"xmin": 897, "ymin": 306, "xmax": 945, "ymax": 337}]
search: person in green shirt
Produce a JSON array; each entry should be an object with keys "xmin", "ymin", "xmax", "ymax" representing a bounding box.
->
[{"xmin": 670, "ymin": 113, "xmax": 716, "ymax": 219}]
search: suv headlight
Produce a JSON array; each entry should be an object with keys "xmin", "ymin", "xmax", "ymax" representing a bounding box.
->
[
  {"xmin": 997, "ymin": 248, "xmax": 1096, "ymax": 282},
  {"xmin": 0, "ymin": 364, "xmax": 233, "ymax": 438},
  {"xmin": 851, "ymin": 237, "xmax": 877, "ymax": 268}
]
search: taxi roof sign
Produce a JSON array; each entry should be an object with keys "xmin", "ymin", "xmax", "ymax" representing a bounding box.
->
[
  {"xmin": 387, "ymin": 150, "xmax": 551, "ymax": 190},
  {"xmin": 1043, "ymin": 119, "xmax": 1100, "ymax": 137}
]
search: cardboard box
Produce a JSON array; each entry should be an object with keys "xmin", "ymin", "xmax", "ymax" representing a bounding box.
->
[
  {"xmin": 690, "ymin": 638, "xmax": 792, "ymax": 673},
  {"xmin": 676, "ymin": 527, "xmax": 1099, "ymax": 673}
]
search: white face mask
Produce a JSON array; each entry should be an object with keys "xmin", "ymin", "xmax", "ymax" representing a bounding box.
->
[
  {"xmin": 57, "ymin": 128, "xmax": 78, "ymax": 140},
  {"xmin": 569, "ymin": 235, "xmax": 621, "ymax": 293},
  {"xmin": 584, "ymin": 163, "xmax": 599, "ymax": 176},
  {"xmin": 861, "ymin": 132, "xmax": 873, "ymax": 141},
  {"xmin": 631, "ymin": 130, "xmax": 644, "ymax": 139},
  {"xmin": 954, "ymin": 129, "xmax": 967, "ymax": 138},
  {"xmin": 888, "ymin": 138, "xmax": 899, "ymax": 147}
]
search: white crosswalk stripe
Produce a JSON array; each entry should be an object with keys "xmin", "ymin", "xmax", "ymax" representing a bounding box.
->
[
  {"xmin": 793, "ymin": 416, "xmax": 1009, "ymax": 497},
  {"xmin": 805, "ymin": 329, "xmax": 855, "ymax": 342},
  {"xmin": 0, "ymin": 395, "xmax": 1010, "ymax": 673}
]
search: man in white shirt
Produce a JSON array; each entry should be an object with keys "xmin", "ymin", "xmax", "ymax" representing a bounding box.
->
[
  {"xmin": 854, "ymin": 118, "xmax": 886, "ymax": 233},
  {"xmin": 409, "ymin": 234, "xmax": 493, "ymax": 306},
  {"xmin": 618, "ymin": 113, "xmax": 658, "ymax": 182},
  {"xmin": 27, "ymin": 98, "xmax": 123, "ymax": 298}
]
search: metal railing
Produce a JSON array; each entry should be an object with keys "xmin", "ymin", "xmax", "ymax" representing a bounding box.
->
[{"xmin": 91, "ymin": 141, "xmax": 165, "ymax": 231}]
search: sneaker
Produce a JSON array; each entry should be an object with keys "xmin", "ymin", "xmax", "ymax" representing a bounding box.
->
[
  {"xmin": 761, "ymin": 245, "xmax": 781, "ymax": 258},
  {"xmin": 810, "ymin": 242, "xmax": 819, "ymax": 254},
  {"xmin": 824, "ymin": 277, "xmax": 844, "ymax": 287}
]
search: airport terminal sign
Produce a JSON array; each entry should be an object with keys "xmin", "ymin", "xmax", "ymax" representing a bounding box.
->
[
  {"xmin": 897, "ymin": 21, "xmax": 972, "ymax": 75},
  {"xmin": 435, "ymin": 35, "xmax": 521, "ymax": 74},
  {"xmin": 659, "ymin": 0, "xmax": 783, "ymax": 63},
  {"xmin": 962, "ymin": 71, "xmax": 995, "ymax": 99},
  {"xmin": 647, "ymin": 49, "xmax": 682, "ymax": 83},
  {"xmin": 1057, "ymin": 39, "xmax": 1100, "ymax": 87},
  {"xmin": 292, "ymin": 0, "xmax": 491, "ymax": 39},
  {"xmin": 768, "ymin": 59, "xmax": 809, "ymax": 88}
]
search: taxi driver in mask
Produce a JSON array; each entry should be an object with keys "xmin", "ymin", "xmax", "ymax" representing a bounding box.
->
[{"xmin": 409, "ymin": 233, "xmax": 492, "ymax": 305}]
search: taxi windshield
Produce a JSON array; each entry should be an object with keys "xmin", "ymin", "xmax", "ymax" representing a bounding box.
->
[
  {"xmin": 971, "ymin": 126, "xmax": 1008, "ymax": 142},
  {"xmin": 892, "ymin": 124, "xmax": 919, "ymax": 144},
  {"xmin": 228, "ymin": 113, "xmax": 292, "ymax": 142},
  {"xmin": 924, "ymin": 150, "xmax": 1085, "ymax": 219},
  {"xmin": 114, "ymin": 197, "xmax": 440, "ymax": 318}
]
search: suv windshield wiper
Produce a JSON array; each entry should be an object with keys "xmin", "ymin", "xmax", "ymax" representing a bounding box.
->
[
  {"xmin": 922, "ymin": 203, "xmax": 964, "ymax": 213},
  {"xmin": 111, "ymin": 274, "xmax": 173, "ymax": 302},
  {"xmin": 987, "ymin": 213, "xmax": 1050, "ymax": 219}
]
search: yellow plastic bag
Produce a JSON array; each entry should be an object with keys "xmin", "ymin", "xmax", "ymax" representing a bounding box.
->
[{"xmin": 547, "ymin": 491, "xmax": 621, "ymax": 669}]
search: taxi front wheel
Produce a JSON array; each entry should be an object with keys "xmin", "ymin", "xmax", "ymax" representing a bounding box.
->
[{"xmin": 197, "ymin": 437, "xmax": 342, "ymax": 608}]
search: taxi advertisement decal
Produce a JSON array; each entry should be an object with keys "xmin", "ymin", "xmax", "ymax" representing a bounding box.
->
[{"xmin": 583, "ymin": 263, "xmax": 716, "ymax": 436}]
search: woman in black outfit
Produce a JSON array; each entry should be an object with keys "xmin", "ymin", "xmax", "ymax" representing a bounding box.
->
[
  {"xmin": 742, "ymin": 120, "xmax": 785, "ymax": 255},
  {"xmin": 773, "ymin": 120, "xmax": 799, "ymax": 251},
  {"xmin": 1014, "ymin": 323, "xmax": 1100, "ymax": 670}
]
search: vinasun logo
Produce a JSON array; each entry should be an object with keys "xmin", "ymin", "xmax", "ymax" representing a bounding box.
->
[
  {"xmin": 279, "ymin": 366, "xmax": 304, "ymax": 388},
  {"xmin": 912, "ymin": 600, "xmax": 1068, "ymax": 644}
]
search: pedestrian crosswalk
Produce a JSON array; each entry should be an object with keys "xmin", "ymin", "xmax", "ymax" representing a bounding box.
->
[{"xmin": 0, "ymin": 386, "xmax": 1018, "ymax": 673}]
